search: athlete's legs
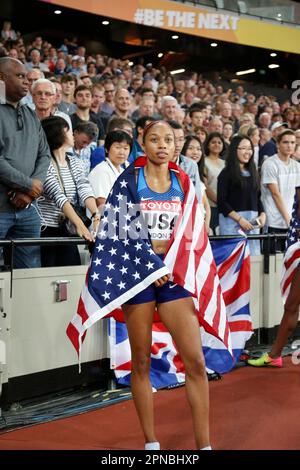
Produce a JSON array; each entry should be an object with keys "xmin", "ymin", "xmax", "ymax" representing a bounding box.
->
[
  {"xmin": 270, "ymin": 263, "xmax": 300, "ymax": 358},
  {"xmin": 158, "ymin": 297, "xmax": 210, "ymax": 449},
  {"xmin": 122, "ymin": 301, "xmax": 157, "ymax": 444}
]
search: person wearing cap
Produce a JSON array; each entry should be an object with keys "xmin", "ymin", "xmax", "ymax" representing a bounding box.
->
[
  {"xmin": 259, "ymin": 121, "xmax": 288, "ymax": 163},
  {"xmin": 261, "ymin": 129, "xmax": 300, "ymax": 252}
]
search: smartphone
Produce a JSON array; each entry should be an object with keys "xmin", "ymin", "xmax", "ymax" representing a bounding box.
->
[{"xmin": 249, "ymin": 218, "xmax": 261, "ymax": 228}]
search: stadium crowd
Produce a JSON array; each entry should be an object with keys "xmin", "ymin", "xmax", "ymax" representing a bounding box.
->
[{"xmin": 1, "ymin": 23, "xmax": 300, "ymax": 268}]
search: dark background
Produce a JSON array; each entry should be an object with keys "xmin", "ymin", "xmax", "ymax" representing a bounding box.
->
[{"xmin": 0, "ymin": 0, "xmax": 299, "ymax": 88}]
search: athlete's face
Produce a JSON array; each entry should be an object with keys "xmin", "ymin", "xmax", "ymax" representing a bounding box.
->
[{"xmin": 143, "ymin": 123, "xmax": 175, "ymax": 165}]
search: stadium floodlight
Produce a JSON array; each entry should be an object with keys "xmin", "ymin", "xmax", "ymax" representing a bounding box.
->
[
  {"xmin": 236, "ymin": 68, "xmax": 256, "ymax": 76},
  {"xmin": 170, "ymin": 68, "xmax": 185, "ymax": 75}
]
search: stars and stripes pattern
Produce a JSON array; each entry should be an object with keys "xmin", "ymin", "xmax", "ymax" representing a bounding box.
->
[
  {"xmin": 67, "ymin": 157, "xmax": 231, "ymax": 364},
  {"xmin": 281, "ymin": 188, "xmax": 300, "ymax": 301},
  {"xmin": 109, "ymin": 237, "xmax": 251, "ymax": 388}
]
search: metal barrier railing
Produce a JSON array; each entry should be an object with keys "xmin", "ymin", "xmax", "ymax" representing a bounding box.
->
[
  {"xmin": 0, "ymin": 234, "xmax": 288, "ymax": 342},
  {"xmin": 0, "ymin": 232, "xmax": 287, "ymax": 275}
]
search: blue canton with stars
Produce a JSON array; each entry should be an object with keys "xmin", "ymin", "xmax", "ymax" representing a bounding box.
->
[
  {"xmin": 286, "ymin": 189, "xmax": 300, "ymax": 251},
  {"xmin": 87, "ymin": 163, "xmax": 167, "ymax": 309}
]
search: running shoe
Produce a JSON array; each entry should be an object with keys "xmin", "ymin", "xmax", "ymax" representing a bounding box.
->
[{"xmin": 247, "ymin": 352, "xmax": 282, "ymax": 368}]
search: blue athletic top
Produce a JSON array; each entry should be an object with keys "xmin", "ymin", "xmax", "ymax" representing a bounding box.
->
[{"xmin": 137, "ymin": 167, "xmax": 184, "ymax": 241}]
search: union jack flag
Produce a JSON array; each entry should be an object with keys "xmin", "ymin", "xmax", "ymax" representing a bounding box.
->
[
  {"xmin": 281, "ymin": 187, "xmax": 300, "ymax": 301},
  {"xmin": 67, "ymin": 157, "xmax": 231, "ymax": 362},
  {"xmin": 109, "ymin": 237, "xmax": 252, "ymax": 388},
  {"xmin": 202, "ymin": 237, "xmax": 252, "ymax": 373}
]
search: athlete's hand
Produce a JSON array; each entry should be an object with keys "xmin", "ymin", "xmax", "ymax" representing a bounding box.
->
[{"xmin": 154, "ymin": 274, "xmax": 170, "ymax": 287}]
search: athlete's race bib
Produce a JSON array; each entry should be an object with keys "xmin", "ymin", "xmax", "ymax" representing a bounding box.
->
[{"xmin": 140, "ymin": 198, "xmax": 182, "ymax": 240}]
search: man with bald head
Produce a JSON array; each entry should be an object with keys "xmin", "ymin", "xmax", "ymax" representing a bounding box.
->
[
  {"xmin": 112, "ymin": 88, "xmax": 132, "ymax": 119},
  {"xmin": 0, "ymin": 57, "xmax": 50, "ymax": 268}
]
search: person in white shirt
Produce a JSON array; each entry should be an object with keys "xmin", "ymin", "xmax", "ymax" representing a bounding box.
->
[
  {"xmin": 88, "ymin": 130, "xmax": 133, "ymax": 208},
  {"xmin": 261, "ymin": 129, "xmax": 300, "ymax": 252}
]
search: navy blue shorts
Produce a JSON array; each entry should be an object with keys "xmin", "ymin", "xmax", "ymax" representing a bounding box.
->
[{"xmin": 126, "ymin": 279, "xmax": 191, "ymax": 305}]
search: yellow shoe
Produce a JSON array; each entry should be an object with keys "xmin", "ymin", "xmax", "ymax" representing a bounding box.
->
[{"xmin": 247, "ymin": 352, "xmax": 282, "ymax": 368}]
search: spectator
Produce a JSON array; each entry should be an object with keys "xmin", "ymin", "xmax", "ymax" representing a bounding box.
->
[
  {"xmin": 54, "ymin": 58, "xmax": 66, "ymax": 76},
  {"xmin": 220, "ymin": 101, "xmax": 232, "ymax": 121},
  {"xmin": 259, "ymin": 121, "xmax": 288, "ymax": 162},
  {"xmin": 167, "ymin": 120, "xmax": 203, "ymax": 204},
  {"xmin": 39, "ymin": 116, "xmax": 98, "ymax": 267},
  {"xmin": 259, "ymin": 128, "xmax": 271, "ymax": 147},
  {"xmin": 51, "ymin": 79, "xmax": 63, "ymax": 109},
  {"xmin": 0, "ymin": 57, "xmax": 50, "ymax": 268},
  {"xmin": 32, "ymin": 78, "xmax": 71, "ymax": 128},
  {"xmin": 231, "ymin": 103, "xmax": 243, "ymax": 131},
  {"xmin": 26, "ymin": 49, "xmax": 49, "ymax": 72},
  {"xmin": 182, "ymin": 135, "xmax": 211, "ymax": 232},
  {"xmin": 204, "ymin": 132, "xmax": 226, "ymax": 234},
  {"xmin": 238, "ymin": 124, "xmax": 260, "ymax": 170},
  {"xmin": 8, "ymin": 48, "xmax": 18, "ymax": 59},
  {"xmin": 258, "ymin": 112, "xmax": 271, "ymax": 129},
  {"xmin": 283, "ymin": 107, "xmax": 298, "ymax": 130},
  {"xmin": 132, "ymin": 116, "xmax": 156, "ymax": 160},
  {"xmin": 58, "ymin": 74, "xmax": 77, "ymax": 116},
  {"xmin": 208, "ymin": 117, "xmax": 223, "ymax": 134},
  {"xmin": 90, "ymin": 83, "xmax": 110, "ymax": 132},
  {"xmin": 102, "ymin": 80, "xmax": 116, "ymax": 115},
  {"xmin": 239, "ymin": 112, "xmax": 255, "ymax": 128},
  {"xmin": 70, "ymin": 84, "xmax": 105, "ymax": 145},
  {"xmin": 189, "ymin": 107, "xmax": 203, "ymax": 133},
  {"xmin": 160, "ymin": 96, "xmax": 178, "ymax": 121},
  {"xmin": 20, "ymin": 68, "xmax": 44, "ymax": 109},
  {"xmin": 217, "ymin": 135, "xmax": 265, "ymax": 255},
  {"xmin": 223, "ymin": 121, "xmax": 234, "ymax": 145},
  {"xmin": 1, "ymin": 21, "xmax": 17, "ymax": 42},
  {"xmin": 175, "ymin": 107, "xmax": 185, "ymax": 126},
  {"xmin": 261, "ymin": 130, "xmax": 300, "ymax": 252},
  {"xmin": 90, "ymin": 116, "xmax": 134, "ymax": 169},
  {"xmin": 72, "ymin": 121, "xmax": 98, "ymax": 176},
  {"xmin": 112, "ymin": 88, "xmax": 132, "ymax": 119},
  {"xmin": 131, "ymin": 97, "xmax": 156, "ymax": 123},
  {"xmin": 194, "ymin": 125, "xmax": 208, "ymax": 145},
  {"xmin": 89, "ymin": 130, "xmax": 132, "ymax": 208}
]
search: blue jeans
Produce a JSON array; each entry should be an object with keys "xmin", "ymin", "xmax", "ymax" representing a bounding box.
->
[
  {"xmin": 0, "ymin": 205, "xmax": 41, "ymax": 268},
  {"xmin": 219, "ymin": 210, "xmax": 261, "ymax": 256}
]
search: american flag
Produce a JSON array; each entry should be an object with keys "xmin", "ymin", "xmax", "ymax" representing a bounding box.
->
[
  {"xmin": 281, "ymin": 187, "xmax": 300, "ymax": 301},
  {"xmin": 67, "ymin": 157, "xmax": 231, "ymax": 361},
  {"xmin": 109, "ymin": 237, "xmax": 251, "ymax": 388}
]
